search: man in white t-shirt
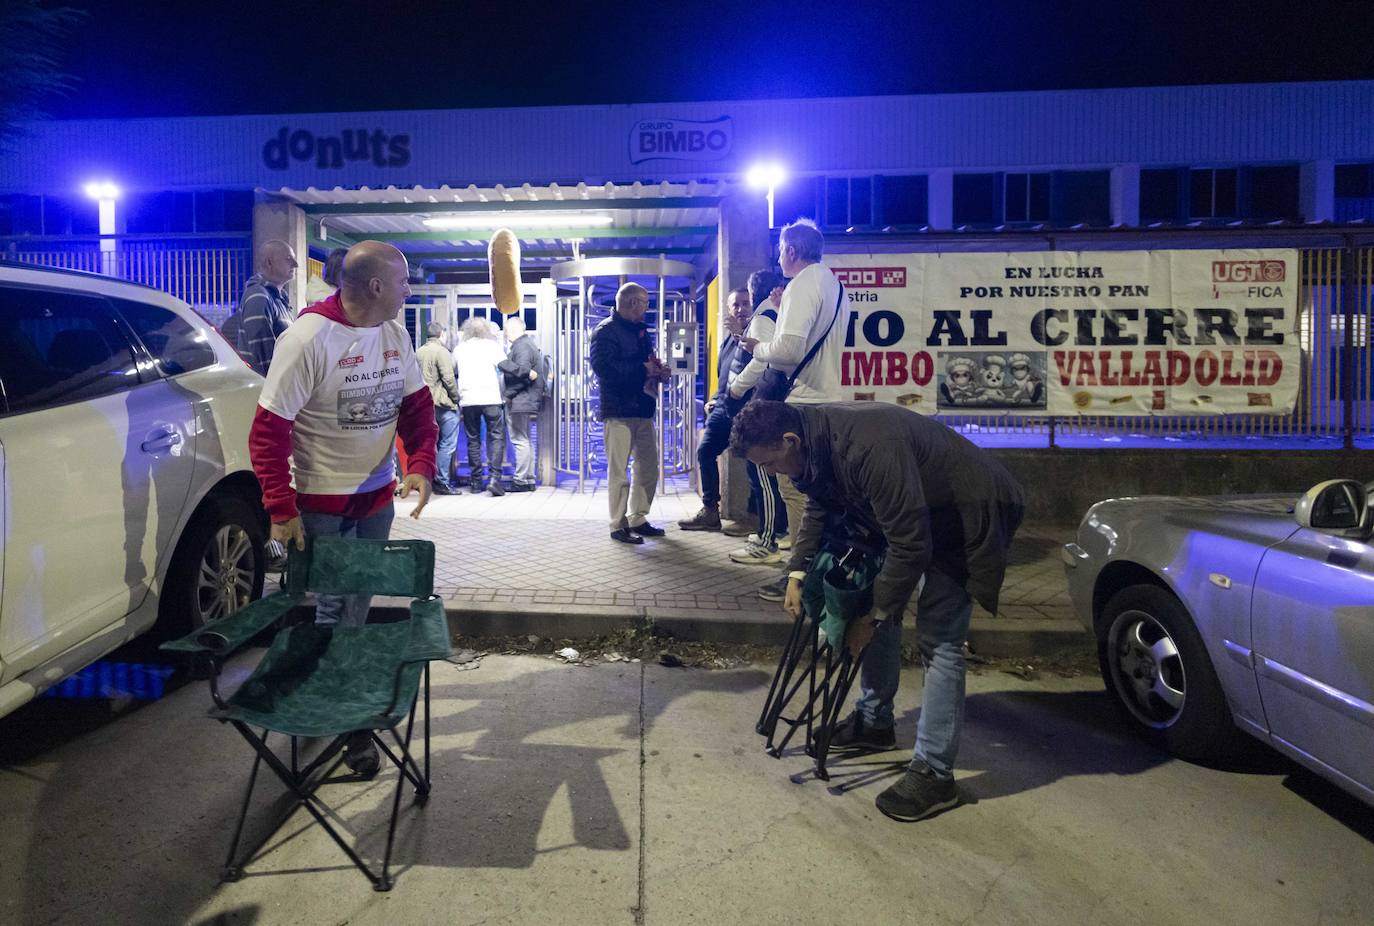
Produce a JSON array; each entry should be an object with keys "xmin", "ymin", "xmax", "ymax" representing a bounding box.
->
[
  {"xmin": 249, "ymin": 240, "xmax": 438, "ymax": 778},
  {"xmin": 453, "ymin": 317, "xmax": 510, "ymax": 496},
  {"xmin": 729, "ymin": 218, "xmax": 845, "ymax": 601}
]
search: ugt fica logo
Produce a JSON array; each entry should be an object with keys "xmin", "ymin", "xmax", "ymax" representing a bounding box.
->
[
  {"xmin": 263, "ymin": 127, "xmax": 411, "ymax": 170},
  {"xmin": 1211, "ymin": 260, "xmax": 1285, "ymax": 283}
]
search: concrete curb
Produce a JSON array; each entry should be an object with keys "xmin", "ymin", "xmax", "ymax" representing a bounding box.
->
[{"xmin": 365, "ymin": 596, "xmax": 1094, "ymax": 658}]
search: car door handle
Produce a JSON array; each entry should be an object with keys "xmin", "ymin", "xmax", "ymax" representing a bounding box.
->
[
  {"xmin": 1209, "ymin": 573, "xmax": 1233, "ymax": 590},
  {"xmin": 140, "ymin": 428, "xmax": 182, "ymax": 453}
]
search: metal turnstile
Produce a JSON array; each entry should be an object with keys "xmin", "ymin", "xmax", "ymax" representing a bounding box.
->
[{"xmin": 548, "ymin": 257, "xmax": 699, "ymax": 493}]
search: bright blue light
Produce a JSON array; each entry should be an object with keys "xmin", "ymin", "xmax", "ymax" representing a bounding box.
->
[
  {"xmin": 745, "ymin": 163, "xmax": 787, "ymax": 191},
  {"xmin": 83, "ymin": 180, "xmax": 121, "ymax": 200}
]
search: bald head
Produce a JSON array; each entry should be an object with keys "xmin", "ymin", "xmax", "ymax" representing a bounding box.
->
[
  {"xmin": 504, "ymin": 315, "xmax": 526, "ymax": 339},
  {"xmin": 337, "ymin": 240, "xmax": 412, "ymax": 327},
  {"xmin": 616, "ymin": 282, "xmax": 650, "ymax": 323},
  {"xmin": 259, "ymin": 239, "xmax": 298, "ymax": 286}
]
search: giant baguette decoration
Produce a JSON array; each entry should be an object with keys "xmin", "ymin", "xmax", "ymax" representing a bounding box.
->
[{"xmin": 488, "ymin": 228, "xmax": 522, "ymax": 314}]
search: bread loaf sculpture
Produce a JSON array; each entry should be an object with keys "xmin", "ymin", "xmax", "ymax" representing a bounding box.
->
[{"xmin": 488, "ymin": 228, "xmax": 522, "ymax": 314}]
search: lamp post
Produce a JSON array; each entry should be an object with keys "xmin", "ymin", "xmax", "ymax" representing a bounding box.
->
[
  {"xmin": 745, "ymin": 163, "xmax": 787, "ymax": 228},
  {"xmin": 84, "ymin": 181, "xmax": 121, "ymax": 277}
]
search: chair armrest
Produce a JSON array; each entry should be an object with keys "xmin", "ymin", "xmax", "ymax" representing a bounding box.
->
[
  {"xmin": 159, "ymin": 593, "xmax": 303, "ymax": 658},
  {"xmin": 403, "ymin": 596, "xmax": 454, "ymax": 662}
]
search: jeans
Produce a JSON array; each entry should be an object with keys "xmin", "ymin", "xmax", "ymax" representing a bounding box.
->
[
  {"xmin": 300, "ymin": 505, "xmax": 396, "ymax": 627},
  {"xmin": 696, "ymin": 405, "xmax": 733, "ymax": 508},
  {"xmin": 854, "ymin": 568, "xmax": 972, "ymax": 779},
  {"xmin": 508, "ymin": 410, "xmax": 535, "ymax": 486},
  {"xmin": 604, "ymin": 416, "xmax": 658, "ymax": 529},
  {"xmin": 462, "ymin": 404, "xmax": 506, "ymax": 485},
  {"xmin": 434, "ymin": 406, "xmax": 460, "ymax": 488},
  {"xmin": 746, "ymin": 460, "xmax": 787, "ymax": 543}
]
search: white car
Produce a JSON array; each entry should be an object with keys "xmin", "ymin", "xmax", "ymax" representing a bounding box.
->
[{"xmin": 0, "ymin": 263, "xmax": 267, "ymax": 719}]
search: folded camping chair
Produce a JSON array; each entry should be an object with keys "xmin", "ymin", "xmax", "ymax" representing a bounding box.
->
[
  {"xmin": 159, "ymin": 537, "xmax": 452, "ymax": 892},
  {"xmin": 756, "ymin": 547, "xmax": 880, "ymax": 782}
]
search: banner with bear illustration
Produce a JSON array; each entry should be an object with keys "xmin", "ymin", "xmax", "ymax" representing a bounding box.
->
[{"xmin": 824, "ymin": 248, "xmax": 1299, "ymax": 416}]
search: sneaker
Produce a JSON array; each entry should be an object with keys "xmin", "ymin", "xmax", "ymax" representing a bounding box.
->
[
  {"xmin": 758, "ymin": 574, "xmax": 790, "ymax": 602},
  {"xmin": 678, "ymin": 507, "xmax": 722, "ymax": 531},
  {"xmin": 509, "ymin": 482, "xmax": 536, "ymax": 493},
  {"xmin": 629, "ymin": 522, "xmax": 666, "ymax": 538},
  {"xmin": 611, "ymin": 527, "xmax": 644, "ymax": 545},
  {"xmin": 747, "ymin": 532, "xmax": 792, "ymax": 550},
  {"xmin": 489, "ymin": 481, "xmax": 506, "ymax": 497},
  {"xmin": 432, "ymin": 482, "xmax": 455, "ymax": 496},
  {"xmin": 828, "ymin": 712, "xmax": 897, "ymax": 752},
  {"xmin": 343, "ymin": 732, "xmax": 381, "ymax": 779},
  {"xmin": 721, "ymin": 520, "xmax": 753, "ymax": 537},
  {"xmin": 875, "ymin": 761, "xmax": 960, "ymax": 822},
  {"xmin": 469, "ymin": 481, "xmax": 486, "ymax": 495},
  {"xmin": 731, "ymin": 541, "xmax": 782, "ymax": 565}
]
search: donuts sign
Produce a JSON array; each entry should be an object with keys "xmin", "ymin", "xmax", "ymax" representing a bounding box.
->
[{"xmin": 630, "ymin": 117, "xmax": 733, "ymax": 164}]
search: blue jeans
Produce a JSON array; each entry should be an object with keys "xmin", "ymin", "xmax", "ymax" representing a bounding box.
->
[
  {"xmin": 855, "ymin": 568, "xmax": 972, "ymax": 779},
  {"xmin": 696, "ymin": 405, "xmax": 733, "ymax": 508},
  {"xmin": 300, "ymin": 506, "xmax": 395, "ymax": 627},
  {"xmin": 434, "ymin": 407, "xmax": 460, "ymax": 488}
]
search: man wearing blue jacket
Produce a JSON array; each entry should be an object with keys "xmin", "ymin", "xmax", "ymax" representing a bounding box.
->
[{"xmin": 589, "ymin": 282, "xmax": 671, "ymax": 544}]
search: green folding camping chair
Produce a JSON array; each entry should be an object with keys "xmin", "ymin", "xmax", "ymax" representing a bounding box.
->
[{"xmin": 159, "ymin": 537, "xmax": 452, "ymax": 892}]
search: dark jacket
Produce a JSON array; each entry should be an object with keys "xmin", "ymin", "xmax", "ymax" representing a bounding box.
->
[
  {"xmin": 712, "ymin": 332, "xmax": 755, "ymax": 404},
  {"xmin": 499, "ymin": 334, "xmax": 543, "ymax": 414},
  {"xmin": 589, "ymin": 311, "xmax": 655, "ymax": 420},
  {"xmin": 226, "ymin": 274, "xmax": 292, "ymax": 376},
  {"xmin": 787, "ymin": 402, "xmax": 1025, "ymax": 616}
]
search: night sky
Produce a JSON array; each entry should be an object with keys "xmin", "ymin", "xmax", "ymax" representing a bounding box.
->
[{"xmin": 39, "ymin": 0, "xmax": 1374, "ymax": 119}]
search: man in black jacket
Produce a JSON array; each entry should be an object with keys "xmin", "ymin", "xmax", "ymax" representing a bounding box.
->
[
  {"xmin": 730, "ymin": 400, "xmax": 1024, "ymax": 822},
  {"xmin": 589, "ymin": 283, "xmax": 671, "ymax": 544},
  {"xmin": 499, "ymin": 315, "xmax": 543, "ymax": 492},
  {"xmin": 679, "ymin": 285, "xmax": 755, "ymax": 532}
]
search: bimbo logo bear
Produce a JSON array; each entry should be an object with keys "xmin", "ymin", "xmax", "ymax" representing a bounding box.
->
[{"xmin": 264, "ymin": 128, "xmax": 411, "ymax": 170}]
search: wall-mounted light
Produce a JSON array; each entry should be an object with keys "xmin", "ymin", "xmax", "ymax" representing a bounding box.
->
[
  {"xmin": 745, "ymin": 163, "xmax": 787, "ymax": 228},
  {"xmin": 423, "ymin": 213, "xmax": 614, "ymax": 231},
  {"xmin": 83, "ymin": 180, "xmax": 121, "ymax": 201}
]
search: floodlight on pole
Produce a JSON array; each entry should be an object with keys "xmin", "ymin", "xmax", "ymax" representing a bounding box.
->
[
  {"xmin": 745, "ymin": 163, "xmax": 787, "ymax": 228},
  {"xmin": 84, "ymin": 180, "xmax": 122, "ymax": 275}
]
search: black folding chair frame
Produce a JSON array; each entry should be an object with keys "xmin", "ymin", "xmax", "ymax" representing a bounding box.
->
[{"xmin": 217, "ymin": 664, "xmax": 434, "ymax": 892}]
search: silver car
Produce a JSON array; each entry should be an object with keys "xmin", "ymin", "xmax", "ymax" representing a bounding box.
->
[{"xmin": 1063, "ymin": 479, "xmax": 1374, "ymax": 806}]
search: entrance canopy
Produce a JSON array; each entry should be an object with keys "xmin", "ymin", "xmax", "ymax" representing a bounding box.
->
[{"xmin": 268, "ymin": 180, "xmax": 740, "ymax": 278}]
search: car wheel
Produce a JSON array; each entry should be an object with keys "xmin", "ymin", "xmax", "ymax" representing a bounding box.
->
[
  {"xmin": 1099, "ymin": 584, "xmax": 1246, "ymax": 762},
  {"xmin": 163, "ymin": 495, "xmax": 266, "ymax": 633}
]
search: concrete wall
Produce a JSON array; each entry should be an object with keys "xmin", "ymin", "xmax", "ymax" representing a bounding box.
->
[{"xmin": 994, "ymin": 447, "xmax": 1374, "ymax": 527}]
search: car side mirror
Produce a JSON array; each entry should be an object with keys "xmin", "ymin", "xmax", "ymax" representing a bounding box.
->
[{"xmin": 1295, "ymin": 479, "xmax": 1369, "ymax": 535}]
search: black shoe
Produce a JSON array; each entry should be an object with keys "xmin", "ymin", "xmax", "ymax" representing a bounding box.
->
[
  {"xmin": 432, "ymin": 482, "xmax": 455, "ymax": 496},
  {"xmin": 489, "ymin": 481, "xmax": 506, "ymax": 497},
  {"xmin": 875, "ymin": 762, "xmax": 960, "ymax": 822},
  {"xmin": 757, "ymin": 574, "xmax": 789, "ymax": 602},
  {"xmin": 343, "ymin": 733, "xmax": 381, "ymax": 779},
  {"xmin": 678, "ymin": 506, "xmax": 722, "ymax": 531},
  {"xmin": 629, "ymin": 521, "xmax": 665, "ymax": 538},
  {"xmin": 828, "ymin": 712, "xmax": 897, "ymax": 752},
  {"xmin": 611, "ymin": 527, "xmax": 645, "ymax": 545},
  {"xmin": 509, "ymin": 482, "xmax": 536, "ymax": 493},
  {"xmin": 469, "ymin": 481, "xmax": 486, "ymax": 495}
]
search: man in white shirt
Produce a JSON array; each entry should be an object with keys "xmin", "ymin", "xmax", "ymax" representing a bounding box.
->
[
  {"xmin": 453, "ymin": 317, "xmax": 509, "ymax": 496},
  {"xmin": 730, "ymin": 219, "xmax": 845, "ymax": 601}
]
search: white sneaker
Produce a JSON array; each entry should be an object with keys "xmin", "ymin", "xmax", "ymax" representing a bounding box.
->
[{"xmin": 731, "ymin": 541, "xmax": 783, "ymax": 565}]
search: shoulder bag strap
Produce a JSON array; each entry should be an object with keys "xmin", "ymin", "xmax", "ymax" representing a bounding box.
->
[{"xmin": 784, "ymin": 282, "xmax": 845, "ymax": 388}]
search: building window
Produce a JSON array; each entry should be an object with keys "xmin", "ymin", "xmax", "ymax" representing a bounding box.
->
[
  {"xmin": 1189, "ymin": 168, "xmax": 1239, "ymax": 219},
  {"xmin": 1143, "ymin": 165, "xmax": 1299, "ymax": 224},
  {"xmin": 1336, "ymin": 163, "xmax": 1374, "ymax": 222},
  {"xmin": 953, "ymin": 173, "xmax": 1000, "ymax": 227},
  {"xmin": 876, "ymin": 175, "xmax": 928, "ymax": 227},
  {"xmin": 1247, "ymin": 165, "xmax": 1300, "ymax": 221},
  {"xmin": 1004, "ymin": 173, "xmax": 1050, "ymax": 223},
  {"xmin": 1052, "ymin": 171, "xmax": 1111, "ymax": 225},
  {"xmin": 771, "ymin": 176, "xmax": 821, "ymax": 228}
]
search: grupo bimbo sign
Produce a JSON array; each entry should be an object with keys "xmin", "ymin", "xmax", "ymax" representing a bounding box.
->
[
  {"xmin": 824, "ymin": 248, "xmax": 1300, "ymax": 416},
  {"xmin": 629, "ymin": 117, "xmax": 732, "ymax": 164}
]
